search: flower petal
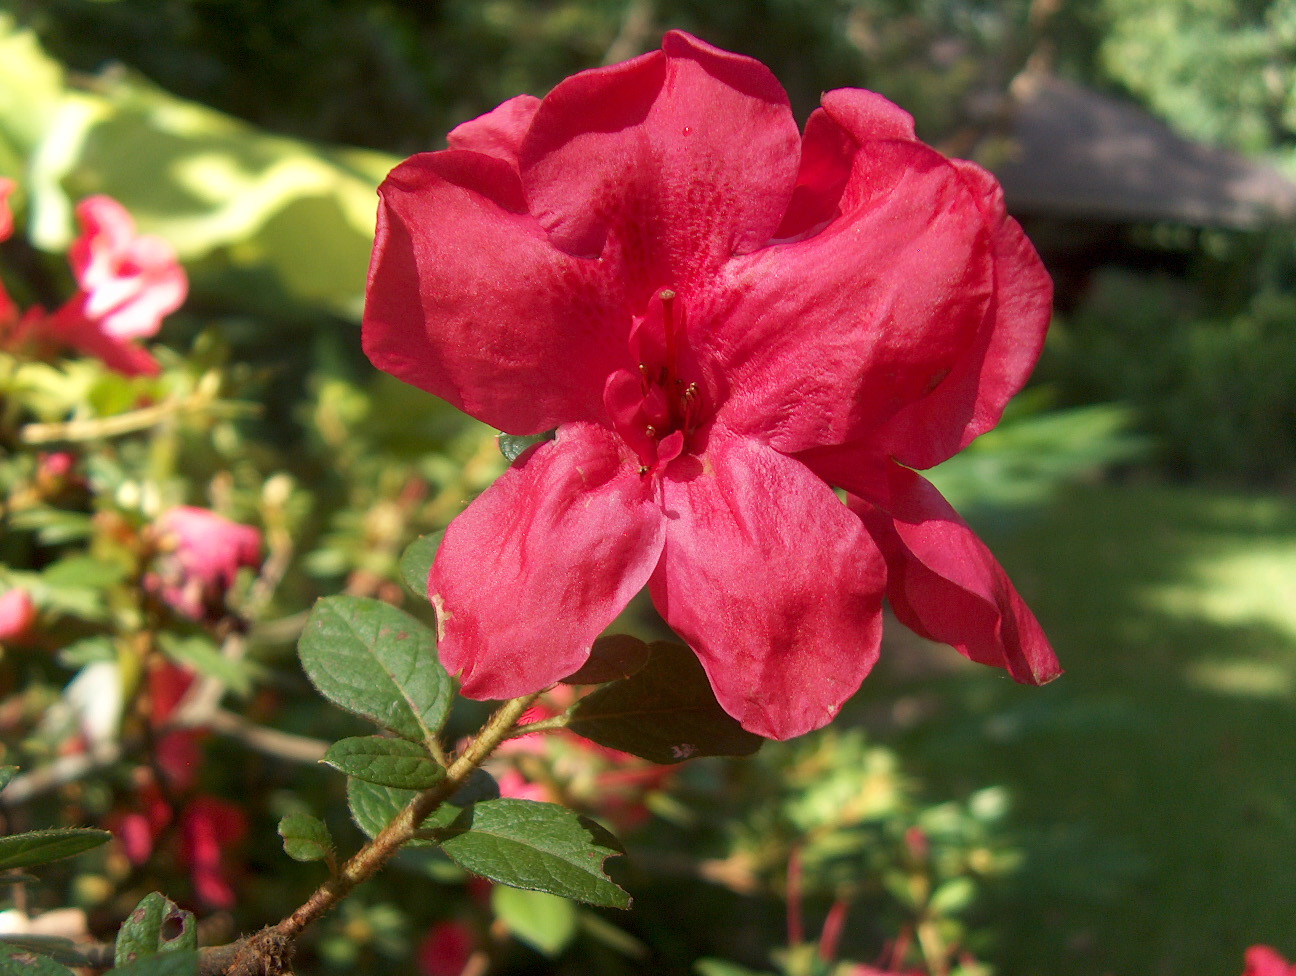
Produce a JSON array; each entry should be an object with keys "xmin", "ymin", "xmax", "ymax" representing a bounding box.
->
[
  {"xmin": 446, "ymin": 94, "xmax": 541, "ymax": 166},
  {"xmin": 843, "ymin": 462, "xmax": 1060, "ymax": 685},
  {"xmin": 432, "ymin": 423, "xmax": 664, "ymax": 699},
  {"xmin": 701, "ymin": 91, "xmax": 995, "ymax": 454},
  {"xmin": 872, "ymin": 158, "xmax": 1053, "ymax": 469},
  {"xmin": 363, "ymin": 151, "xmax": 630, "ymax": 434},
  {"xmin": 520, "ymin": 30, "xmax": 801, "ymax": 298},
  {"xmin": 649, "ymin": 434, "xmax": 886, "ymax": 740}
]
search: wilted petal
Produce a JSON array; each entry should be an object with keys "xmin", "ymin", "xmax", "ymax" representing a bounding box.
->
[
  {"xmin": 521, "ymin": 30, "xmax": 801, "ymax": 297},
  {"xmin": 703, "ymin": 93, "xmax": 995, "ymax": 454},
  {"xmin": 649, "ymin": 434, "xmax": 886, "ymax": 739},
  {"xmin": 843, "ymin": 462, "xmax": 1060, "ymax": 685},
  {"xmin": 363, "ymin": 151, "xmax": 631, "ymax": 435},
  {"xmin": 432, "ymin": 423, "xmax": 664, "ymax": 698}
]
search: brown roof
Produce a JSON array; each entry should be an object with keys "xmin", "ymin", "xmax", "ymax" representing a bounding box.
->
[{"xmin": 989, "ymin": 74, "xmax": 1296, "ymax": 229}]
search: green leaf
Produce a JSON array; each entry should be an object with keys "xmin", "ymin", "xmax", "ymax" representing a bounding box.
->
[
  {"xmin": 298, "ymin": 595, "xmax": 450, "ymax": 744},
  {"xmin": 324, "ymin": 737, "xmax": 444, "ymax": 790},
  {"xmin": 114, "ymin": 893, "xmax": 196, "ymax": 965},
  {"xmin": 568, "ymin": 642, "xmax": 764, "ymax": 764},
  {"xmin": 398, "ymin": 532, "xmax": 442, "ymax": 601},
  {"xmin": 277, "ymin": 814, "xmax": 334, "ymax": 863},
  {"xmin": 0, "ymin": 767, "xmax": 17, "ymax": 791},
  {"xmin": 497, "ymin": 430, "xmax": 555, "ymax": 463},
  {"xmin": 491, "ymin": 887, "xmax": 577, "ymax": 957},
  {"xmin": 562, "ymin": 634, "xmax": 652, "ymax": 685},
  {"xmin": 105, "ymin": 949, "xmax": 199, "ymax": 976},
  {"xmin": 0, "ymin": 941, "xmax": 76, "ymax": 976},
  {"xmin": 0, "ymin": 828, "xmax": 112, "ymax": 871},
  {"xmin": 438, "ymin": 798, "xmax": 629, "ymax": 909},
  {"xmin": 347, "ymin": 770, "xmax": 498, "ymax": 846}
]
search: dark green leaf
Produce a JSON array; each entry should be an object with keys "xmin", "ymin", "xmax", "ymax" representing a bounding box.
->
[
  {"xmin": 298, "ymin": 595, "xmax": 450, "ymax": 744},
  {"xmin": 498, "ymin": 430, "xmax": 555, "ymax": 463},
  {"xmin": 438, "ymin": 798, "xmax": 629, "ymax": 908},
  {"xmin": 0, "ymin": 767, "xmax": 17, "ymax": 791},
  {"xmin": 0, "ymin": 941, "xmax": 76, "ymax": 976},
  {"xmin": 491, "ymin": 886, "xmax": 577, "ymax": 956},
  {"xmin": 0, "ymin": 828, "xmax": 112, "ymax": 871},
  {"xmin": 568, "ymin": 642, "xmax": 763, "ymax": 764},
  {"xmin": 115, "ymin": 893, "xmax": 196, "ymax": 965},
  {"xmin": 277, "ymin": 814, "xmax": 334, "ymax": 863},
  {"xmin": 347, "ymin": 769, "xmax": 498, "ymax": 846},
  {"xmin": 398, "ymin": 531, "xmax": 442, "ymax": 601},
  {"xmin": 562, "ymin": 634, "xmax": 652, "ymax": 685},
  {"xmin": 324, "ymin": 737, "xmax": 444, "ymax": 790},
  {"xmin": 105, "ymin": 949, "xmax": 199, "ymax": 976}
]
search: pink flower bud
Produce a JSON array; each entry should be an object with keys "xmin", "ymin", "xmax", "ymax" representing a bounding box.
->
[
  {"xmin": 149, "ymin": 507, "xmax": 262, "ymax": 622},
  {"xmin": 0, "ymin": 588, "xmax": 37, "ymax": 644}
]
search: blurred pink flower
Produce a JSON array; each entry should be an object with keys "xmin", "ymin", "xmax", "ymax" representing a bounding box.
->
[
  {"xmin": 44, "ymin": 195, "xmax": 187, "ymax": 375},
  {"xmin": 364, "ymin": 31, "xmax": 1058, "ymax": 739},
  {"xmin": 1244, "ymin": 946, "xmax": 1296, "ymax": 976},
  {"xmin": 1, "ymin": 188, "xmax": 186, "ymax": 374},
  {"xmin": 179, "ymin": 795, "xmax": 248, "ymax": 909},
  {"xmin": 0, "ymin": 588, "xmax": 37, "ymax": 644},
  {"xmin": 417, "ymin": 920, "xmax": 477, "ymax": 976},
  {"xmin": 148, "ymin": 506, "xmax": 262, "ymax": 622}
]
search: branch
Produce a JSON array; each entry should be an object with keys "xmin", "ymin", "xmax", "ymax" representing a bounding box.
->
[
  {"xmin": 197, "ymin": 692, "xmax": 542, "ymax": 976},
  {"xmin": 17, "ymin": 388, "xmax": 248, "ymax": 445},
  {"xmin": 0, "ymin": 741, "xmax": 122, "ymax": 808}
]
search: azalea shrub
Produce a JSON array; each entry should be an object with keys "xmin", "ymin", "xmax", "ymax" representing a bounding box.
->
[{"xmin": 2, "ymin": 18, "xmax": 1288, "ymax": 976}]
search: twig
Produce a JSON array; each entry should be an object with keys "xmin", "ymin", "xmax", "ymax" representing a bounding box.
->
[
  {"xmin": 17, "ymin": 390, "xmax": 241, "ymax": 445},
  {"xmin": 199, "ymin": 709, "xmax": 329, "ymax": 764},
  {"xmin": 197, "ymin": 693, "xmax": 542, "ymax": 976},
  {"xmin": 0, "ymin": 741, "xmax": 123, "ymax": 807}
]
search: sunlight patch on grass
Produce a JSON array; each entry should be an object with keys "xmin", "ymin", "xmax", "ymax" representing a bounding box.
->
[{"xmin": 1141, "ymin": 546, "xmax": 1296, "ymax": 640}]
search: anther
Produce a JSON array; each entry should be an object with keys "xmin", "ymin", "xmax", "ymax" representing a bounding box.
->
[{"xmin": 645, "ymin": 425, "xmax": 657, "ymax": 437}]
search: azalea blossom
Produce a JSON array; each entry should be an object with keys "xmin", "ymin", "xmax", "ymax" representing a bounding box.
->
[
  {"xmin": 1245, "ymin": 946, "xmax": 1296, "ymax": 976},
  {"xmin": 1, "ymin": 189, "xmax": 185, "ymax": 374},
  {"xmin": 148, "ymin": 506, "xmax": 263, "ymax": 623},
  {"xmin": 364, "ymin": 31, "xmax": 1060, "ymax": 739}
]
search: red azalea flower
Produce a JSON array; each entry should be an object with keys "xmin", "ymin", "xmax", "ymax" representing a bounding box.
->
[
  {"xmin": 149, "ymin": 506, "xmax": 263, "ymax": 623},
  {"xmin": 363, "ymin": 31, "xmax": 1060, "ymax": 739},
  {"xmin": 1245, "ymin": 946, "xmax": 1296, "ymax": 976},
  {"xmin": 44, "ymin": 195, "xmax": 187, "ymax": 375}
]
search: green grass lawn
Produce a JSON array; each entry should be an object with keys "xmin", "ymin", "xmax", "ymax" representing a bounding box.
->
[{"xmin": 879, "ymin": 482, "xmax": 1296, "ymax": 976}]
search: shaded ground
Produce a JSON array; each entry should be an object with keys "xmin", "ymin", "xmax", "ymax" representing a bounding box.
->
[{"xmin": 869, "ymin": 482, "xmax": 1296, "ymax": 976}]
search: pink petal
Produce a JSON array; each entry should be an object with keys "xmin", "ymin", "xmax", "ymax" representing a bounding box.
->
[
  {"xmin": 447, "ymin": 94, "xmax": 541, "ymax": 166},
  {"xmin": 45, "ymin": 300, "xmax": 161, "ymax": 376},
  {"xmin": 0, "ymin": 177, "xmax": 14, "ymax": 241},
  {"xmin": 843, "ymin": 462, "xmax": 1060, "ymax": 685},
  {"xmin": 363, "ymin": 151, "xmax": 631, "ymax": 435},
  {"xmin": 432, "ymin": 422, "xmax": 665, "ymax": 699},
  {"xmin": 701, "ymin": 92, "xmax": 996, "ymax": 454},
  {"xmin": 872, "ymin": 158, "xmax": 1053, "ymax": 469},
  {"xmin": 66, "ymin": 196, "xmax": 187, "ymax": 342},
  {"xmin": 520, "ymin": 30, "xmax": 801, "ymax": 297},
  {"xmin": 1243, "ymin": 946, "xmax": 1296, "ymax": 976},
  {"xmin": 649, "ymin": 433, "xmax": 886, "ymax": 739}
]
